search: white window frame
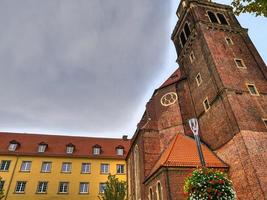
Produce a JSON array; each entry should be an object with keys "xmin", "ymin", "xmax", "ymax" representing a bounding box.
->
[
  {"xmin": 37, "ymin": 181, "xmax": 48, "ymax": 193},
  {"xmin": 8, "ymin": 143, "xmax": 17, "ymax": 151},
  {"xmin": 66, "ymin": 146, "xmax": 74, "ymax": 154},
  {"xmin": 0, "ymin": 160, "xmax": 11, "ymax": 171},
  {"xmin": 116, "ymin": 148, "xmax": 124, "ymax": 156},
  {"xmin": 234, "ymin": 58, "xmax": 246, "ymax": 68},
  {"xmin": 41, "ymin": 162, "xmax": 51, "ymax": 173},
  {"xmin": 20, "ymin": 161, "xmax": 31, "ymax": 172},
  {"xmin": 58, "ymin": 182, "xmax": 69, "ymax": 194},
  {"xmin": 195, "ymin": 73, "xmax": 202, "ymax": 86},
  {"xmin": 79, "ymin": 182, "xmax": 89, "ymax": 194},
  {"xmin": 81, "ymin": 163, "xmax": 91, "ymax": 174},
  {"xmin": 189, "ymin": 51, "xmax": 195, "ymax": 63},
  {"xmin": 225, "ymin": 37, "xmax": 233, "ymax": 45},
  {"xmin": 156, "ymin": 181, "xmax": 163, "ymax": 200},
  {"xmin": 61, "ymin": 162, "xmax": 72, "ymax": 173},
  {"xmin": 262, "ymin": 118, "xmax": 267, "ymax": 128},
  {"xmin": 116, "ymin": 164, "xmax": 125, "ymax": 174},
  {"xmin": 15, "ymin": 181, "xmax": 26, "ymax": 193},
  {"xmin": 100, "ymin": 164, "xmax": 109, "ymax": 174},
  {"xmin": 38, "ymin": 145, "xmax": 47, "ymax": 153},
  {"xmin": 93, "ymin": 147, "xmax": 101, "ymax": 155}
]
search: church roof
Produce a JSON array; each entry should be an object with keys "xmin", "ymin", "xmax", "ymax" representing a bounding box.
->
[
  {"xmin": 158, "ymin": 68, "xmax": 181, "ymax": 89},
  {"xmin": 148, "ymin": 134, "xmax": 228, "ymax": 179}
]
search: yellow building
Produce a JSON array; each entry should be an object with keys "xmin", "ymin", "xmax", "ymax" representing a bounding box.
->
[{"xmin": 0, "ymin": 132, "xmax": 130, "ymax": 200}]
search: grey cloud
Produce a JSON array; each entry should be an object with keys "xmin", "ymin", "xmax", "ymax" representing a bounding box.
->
[{"xmin": 0, "ymin": 0, "xmax": 172, "ymax": 136}]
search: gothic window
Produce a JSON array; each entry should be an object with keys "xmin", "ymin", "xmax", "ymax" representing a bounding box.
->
[
  {"xmin": 157, "ymin": 182, "xmax": 163, "ymax": 200},
  {"xmin": 149, "ymin": 187, "xmax": 153, "ymax": 200},
  {"xmin": 195, "ymin": 73, "xmax": 202, "ymax": 86},
  {"xmin": 225, "ymin": 37, "xmax": 233, "ymax": 45},
  {"xmin": 180, "ymin": 31, "xmax": 186, "ymax": 47},
  {"xmin": 246, "ymin": 84, "xmax": 259, "ymax": 96},
  {"xmin": 184, "ymin": 23, "xmax": 191, "ymax": 38},
  {"xmin": 217, "ymin": 13, "xmax": 228, "ymax": 25},
  {"xmin": 234, "ymin": 58, "xmax": 246, "ymax": 68},
  {"xmin": 203, "ymin": 98, "xmax": 210, "ymax": 112},
  {"xmin": 134, "ymin": 145, "xmax": 141, "ymax": 200},
  {"xmin": 207, "ymin": 11, "xmax": 219, "ymax": 23}
]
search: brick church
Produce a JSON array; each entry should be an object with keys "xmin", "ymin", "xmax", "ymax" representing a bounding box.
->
[{"xmin": 126, "ymin": 0, "xmax": 267, "ymax": 199}]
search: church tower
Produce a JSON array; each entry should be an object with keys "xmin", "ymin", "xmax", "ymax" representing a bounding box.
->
[{"xmin": 172, "ymin": 0, "xmax": 267, "ymax": 199}]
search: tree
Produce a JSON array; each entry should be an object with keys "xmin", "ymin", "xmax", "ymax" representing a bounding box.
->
[
  {"xmin": 0, "ymin": 177, "xmax": 4, "ymax": 200},
  {"xmin": 184, "ymin": 168, "xmax": 236, "ymax": 200},
  {"xmin": 231, "ymin": 0, "xmax": 267, "ymax": 17},
  {"xmin": 98, "ymin": 175, "xmax": 127, "ymax": 200}
]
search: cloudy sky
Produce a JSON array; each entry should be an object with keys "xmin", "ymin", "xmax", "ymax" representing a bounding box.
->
[{"xmin": 0, "ymin": 0, "xmax": 266, "ymax": 138}]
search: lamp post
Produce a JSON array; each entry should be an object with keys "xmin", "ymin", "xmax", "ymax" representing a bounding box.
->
[{"xmin": 189, "ymin": 118, "xmax": 206, "ymax": 167}]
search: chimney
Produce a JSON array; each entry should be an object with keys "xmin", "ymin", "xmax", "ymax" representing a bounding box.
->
[{"xmin": 122, "ymin": 135, "xmax": 128, "ymax": 141}]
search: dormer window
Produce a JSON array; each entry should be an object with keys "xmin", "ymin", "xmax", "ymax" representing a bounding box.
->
[
  {"xmin": 116, "ymin": 145, "xmax": 124, "ymax": 156},
  {"xmin": 93, "ymin": 145, "xmax": 101, "ymax": 155},
  {"xmin": 8, "ymin": 140, "xmax": 19, "ymax": 151},
  {"xmin": 66, "ymin": 143, "xmax": 75, "ymax": 154},
  {"xmin": 38, "ymin": 142, "xmax": 48, "ymax": 153}
]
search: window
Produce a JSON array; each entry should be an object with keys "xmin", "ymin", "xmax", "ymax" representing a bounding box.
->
[
  {"xmin": 195, "ymin": 73, "xmax": 202, "ymax": 86},
  {"xmin": 61, "ymin": 162, "xmax": 71, "ymax": 173},
  {"xmin": 217, "ymin": 13, "xmax": 228, "ymax": 25},
  {"xmin": 203, "ymin": 98, "xmax": 210, "ymax": 112},
  {"xmin": 262, "ymin": 118, "xmax": 267, "ymax": 128},
  {"xmin": 179, "ymin": 31, "xmax": 186, "ymax": 46},
  {"xmin": 38, "ymin": 143, "xmax": 47, "ymax": 153},
  {"xmin": 58, "ymin": 182, "xmax": 69, "ymax": 194},
  {"xmin": 66, "ymin": 143, "xmax": 75, "ymax": 154},
  {"xmin": 15, "ymin": 181, "xmax": 26, "ymax": 193},
  {"xmin": 93, "ymin": 145, "xmax": 101, "ymax": 155},
  {"xmin": 81, "ymin": 163, "xmax": 91, "ymax": 174},
  {"xmin": 157, "ymin": 182, "xmax": 163, "ymax": 200},
  {"xmin": 79, "ymin": 182, "xmax": 89, "ymax": 194},
  {"xmin": 99, "ymin": 183, "xmax": 107, "ymax": 193},
  {"xmin": 184, "ymin": 23, "xmax": 191, "ymax": 38},
  {"xmin": 225, "ymin": 37, "xmax": 233, "ymax": 45},
  {"xmin": 190, "ymin": 51, "xmax": 195, "ymax": 63},
  {"xmin": 246, "ymin": 84, "xmax": 259, "ymax": 96},
  {"xmin": 8, "ymin": 141, "xmax": 19, "ymax": 151},
  {"xmin": 0, "ymin": 160, "xmax": 11, "ymax": 171},
  {"xmin": 37, "ymin": 182, "xmax": 48, "ymax": 193},
  {"xmin": 41, "ymin": 162, "xmax": 51, "ymax": 173},
  {"xmin": 116, "ymin": 147, "xmax": 124, "ymax": 156},
  {"xmin": 20, "ymin": 161, "xmax": 31, "ymax": 172},
  {"xmin": 100, "ymin": 164, "xmax": 109, "ymax": 174},
  {"xmin": 149, "ymin": 188, "xmax": 153, "ymax": 200},
  {"xmin": 116, "ymin": 164, "xmax": 125, "ymax": 174},
  {"xmin": 0, "ymin": 181, "xmax": 5, "ymax": 191},
  {"xmin": 207, "ymin": 11, "xmax": 219, "ymax": 23},
  {"xmin": 234, "ymin": 58, "xmax": 246, "ymax": 68}
]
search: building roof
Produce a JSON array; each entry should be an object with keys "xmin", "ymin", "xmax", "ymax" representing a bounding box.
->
[
  {"xmin": 0, "ymin": 132, "xmax": 130, "ymax": 159},
  {"xmin": 158, "ymin": 68, "xmax": 181, "ymax": 89},
  {"xmin": 148, "ymin": 134, "xmax": 228, "ymax": 178}
]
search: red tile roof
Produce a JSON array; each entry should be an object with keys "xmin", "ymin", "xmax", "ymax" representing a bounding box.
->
[
  {"xmin": 148, "ymin": 134, "xmax": 228, "ymax": 178},
  {"xmin": 0, "ymin": 132, "xmax": 130, "ymax": 159},
  {"xmin": 158, "ymin": 68, "xmax": 181, "ymax": 89}
]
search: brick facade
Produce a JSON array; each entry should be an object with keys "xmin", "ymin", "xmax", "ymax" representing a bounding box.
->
[{"xmin": 127, "ymin": 0, "xmax": 267, "ymax": 199}]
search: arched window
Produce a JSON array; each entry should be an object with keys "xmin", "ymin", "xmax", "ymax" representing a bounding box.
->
[
  {"xmin": 157, "ymin": 182, "xmax": 163, "ymax": 200},
  {"xmin": 134, "ymin": 145, "xmax": 141, "ymax": 200},
  {"xmin": 184, "ymin": 23, "xmax": 191, "ymax": 38},
  {"xmin": 207, "ymin": 11, "xmax": 218, "ymax": 23},
  {"xmin": 179, "ymin": 31, "xmax": 186, "ymax": 46},
  {"xmin": 149, "ymin": 188, "xmax": 153, "ymax": 200},
  {"xmin": 217, "ymin": 13, "xmax": 228, "ymax": 25}
]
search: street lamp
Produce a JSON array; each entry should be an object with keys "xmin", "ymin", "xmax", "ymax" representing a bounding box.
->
[{"xmin": 188, "ymin": 118, "xmax": 206, "ymax": 167}]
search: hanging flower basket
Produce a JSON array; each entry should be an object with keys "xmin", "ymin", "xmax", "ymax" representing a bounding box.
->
[{"xmin": 184, "ymin": 168, "xmax": 236, "ymax": 200}]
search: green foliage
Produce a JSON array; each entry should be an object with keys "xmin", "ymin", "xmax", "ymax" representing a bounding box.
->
[
  {"xmin": 184, "ymin": 168, "xmax": 236, "ymax": 200},
  {"xmin": 98, "ymin": 175, "xmax": 127, "ymax": 200},
  {"xmin": 232, "ymin": 0, "xmax": 267, "ymax": 17},
  {"xmin": 0, "ymin": 177, "xmax": 4, "ymax": 200}
]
